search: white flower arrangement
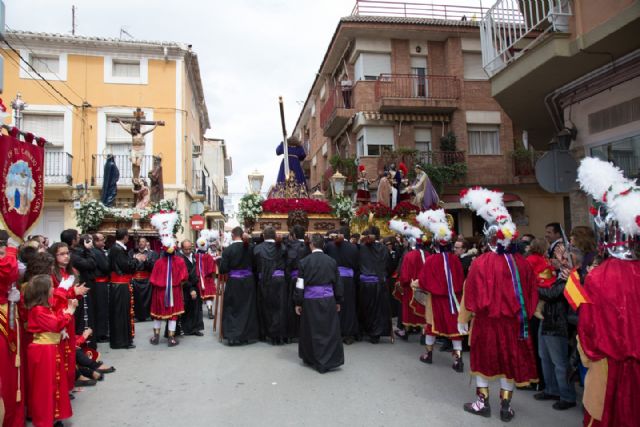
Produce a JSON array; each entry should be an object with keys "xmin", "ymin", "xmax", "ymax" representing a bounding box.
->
[
  {"xmin": 331, "ymin": 194, "xmax": 355, "ymax": 222},
  {"xmin": 238, "ymin": 193, "xmax": 264, "ymax": 222}
]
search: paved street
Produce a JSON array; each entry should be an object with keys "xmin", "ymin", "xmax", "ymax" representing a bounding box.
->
[{"xmin": 65, "ymin": 315, "xmax": 582, "ymax": 427}]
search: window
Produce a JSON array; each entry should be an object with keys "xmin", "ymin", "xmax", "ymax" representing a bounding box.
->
[
  {"xmin": 468, "ymin": 125, "xmax": 500, "ymax": 155},
  {"xmin": 30, "ymin": 54, "xmax": 59, "ymax": 74},
  {"xmin": 22, "ymin": 113, "xmax": 64, "ymax": 147},
  {"xmin": 112, "ymin": 59, "xmax": 140, "ymax": 78},
  {"xmin": 590, "ymin": 134, "xmax": 640, "ymax": 180},
  {"xmin": 415, "ymin": 128, "xmax": 432, "ymax": 163},
  {"xmin": 357, "ymin": 126, "xmax": 394, "ymax": 157},
  {"xmin": 354, "ymin": 53, "xmax": 391, "ymax": 81},
  {"xmin": 463, "ymin": 52, "xmax": 488, "ymax": 80},
  {"xmin": 411, "ymin": 56, "xmax": 428, "ymax": 97},
  {"xmin": 106, "ymin": 115, "xmax": 133, "ymax": 155}
]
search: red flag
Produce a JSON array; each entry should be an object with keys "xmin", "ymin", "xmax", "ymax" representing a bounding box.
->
[
  {"xmin": 0, "ymin": 133, "xmax": 45, "ymax": 240},
  {"xmin": 563, "ymin": 269, "xmax": 591, "ymax": 311}
]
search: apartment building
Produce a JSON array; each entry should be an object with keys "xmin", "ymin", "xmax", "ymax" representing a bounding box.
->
[
  {"xmin": 202, "ymin": 137, "xmax": 233, "ymax": 231},
  {"xmin": 2, "ymin": 30, "xmax": 212, "ymax": 240},
  {"xmin": 480, "ymin": 0, "xmax": 640, "ymax": 226},
  {"xmin": 293, "ymin": 1, "xmax": 564, "ymax": 237}
]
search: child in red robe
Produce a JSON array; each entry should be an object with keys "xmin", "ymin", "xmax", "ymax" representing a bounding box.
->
[
  {"xmin": 525, "ymin": 238, "xmax": 556, "ymax": 320},
  {"xmin": 25, "ymin": 274, "xmax": 77, "ymax": 427},
  {"xmin": 195, "ymin": 236, "xmax": 217, "ymax": 319}
]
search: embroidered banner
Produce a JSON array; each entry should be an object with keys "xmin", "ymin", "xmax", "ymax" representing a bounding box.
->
[{"xmin": 0, "ymin": 132, "xmax": 45, "ymax": 240}]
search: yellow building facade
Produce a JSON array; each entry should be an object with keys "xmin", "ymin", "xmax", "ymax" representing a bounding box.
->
[{"xmin": 1, "ymin": 30, "xmax": 211, "ymax": 241}]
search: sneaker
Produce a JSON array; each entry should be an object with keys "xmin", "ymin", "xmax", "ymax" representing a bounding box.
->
[
  {"xmin": 552, "ymin": 400, "xmax": 577, "ymax": 410},
  {"xmin": 534, "ymin": 392, "xmax": 560, "ymax": 401}
]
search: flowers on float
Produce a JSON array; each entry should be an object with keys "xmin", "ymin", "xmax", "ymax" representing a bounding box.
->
[
  {"xmin": 238, "ymin": 193, "xmax": 264, "ymax": 222},
  {"xmin": 330, "ymin": 195, "xmax": 355, "ymax": 221}
]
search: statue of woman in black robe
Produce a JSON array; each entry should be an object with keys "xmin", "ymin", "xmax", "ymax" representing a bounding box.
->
[{"xmin": 101, "ymin": 154, "xmax": 119, "ymax": 207}]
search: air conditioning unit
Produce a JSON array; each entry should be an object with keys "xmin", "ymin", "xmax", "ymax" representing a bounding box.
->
[{"xmin": 192, "ymin": 144, "xmax": 202, "ymax": 157}]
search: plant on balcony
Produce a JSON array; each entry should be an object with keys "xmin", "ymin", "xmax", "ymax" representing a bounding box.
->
[
  {"xmin": 75, "ymin": 199, "xmax": 108, "ymax": 233},
  {"xmin": 330, "ymin": 194, "xmax": 355, "ymax": 222},
  {"xmin": 421, "ymin": 162, "xmax": 468, "ymax": 193},
  {"xmin": 440, "ymin": 132, "xmax": 457, "ymax": 152},
  {"xmin": 238, "ymin": 193, "xmax": 264, "ymax": 223},
  {"xmin": 510, "ymin": 140, "xmax": 536, "ymax": 176}
]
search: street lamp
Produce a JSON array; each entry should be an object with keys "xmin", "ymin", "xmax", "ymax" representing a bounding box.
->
[
  {"xmin": 248, "ymin": 169, "xmax": 264, "ymax": 194},
  {"xmin": 11, "ymin": 93, "xmax": 27, "ymax": 129},
  {"xmin": 330, "ymin": 171, "xmax": 347, "ymax": 197}
]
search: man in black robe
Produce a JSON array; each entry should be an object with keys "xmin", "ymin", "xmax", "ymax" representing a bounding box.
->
[
  {"xmin": 179, "ymin": 240, "xmax": 204, "ymax": 336},
  {"xmin": 218, "ymin": 226, "xmax": 259, "ymax": 345},
  {"xmin": 63, "ymin": 229, "xmax": 97, "ymax": 336},
  {"xmin": 129, "ymin": 237, "xmax": 157, "ymax": 322},
  {"xmin": 358, "ymin": 226, "xmax": 392, "ymax": 343},
  {"xmin": 108, "ymin": 228, "xmax": 143, "ymax": 349},
  {"xmin": 254, "ymin": 226, "xmax": 288, "ymax": 345},
  {"xmin": 92, "ymin": 233, "xmax": 111, "ymax": 342},
  {"xmin": 294, "ymin": 233, "xmax": 344, "ymax": 373},
  {"xmin": 101, "ymin": 154, "xmax": 119, "ymax": 207},
  {"xmin": 324, "ymin": 226, "xmax": 359, "ymax": 344},
  {"xmin": 286, "ymin": 225, "xmax": 309, "ymax": 341}
]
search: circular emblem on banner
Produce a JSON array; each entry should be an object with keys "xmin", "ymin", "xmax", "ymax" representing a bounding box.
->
[{"xmin": 4, "ymin": 160, "xmax": 36, "ymax": 216}]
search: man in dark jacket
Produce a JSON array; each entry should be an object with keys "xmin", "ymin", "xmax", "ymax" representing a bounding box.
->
[
  {"xmin": 92, "ymin": 233, "xmax": 111, "ymax": 342},
  {"xmin": 179, "ymin": 240, "xmax": 204, "ymax": 336},
  {"xmin": 62, "ymin": 229, "xmax": 97, "ymax": 336}
]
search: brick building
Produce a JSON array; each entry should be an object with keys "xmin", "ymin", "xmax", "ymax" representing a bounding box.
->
[{"xmin": 292, "ymin": 2, "xmax": 564, "ymax": 238}]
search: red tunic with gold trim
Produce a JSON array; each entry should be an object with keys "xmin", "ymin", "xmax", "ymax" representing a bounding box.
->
[
  {"xmin": 578, "ymin": 258, "xmax": 640, "ymax": 427},
  {"xmin": 0, "ymin": 246, "xmax": 24, "ymax": 427},
  {"xmin": 26, "ymin": 305, "xmax": 73, "ymax": 427},
  {"xmin": 463, "ymin": 251, "xmax": 538, "ymax": 385},
  {"xmin": 419, "ymin": 251, "xmax": 464, "ymax": 337},
  {"xmin": 195, "ymin": 251, "xmax": 216, "ymax": 300},
  {"xmin": 150, "ymin": 254, "xmax": 188, "ymax": 319},
  {"xmin": 397, "ymin": 248, "xmax": 427, "ymax": 327},
  {"xmin": 50, "ymin": 269, "xmax": 79, "ymax": 393}
]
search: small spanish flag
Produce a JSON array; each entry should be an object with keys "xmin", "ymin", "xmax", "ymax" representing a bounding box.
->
[{"xmin": 563, "ymin": 269, "xmax": 591, "ymax": 311}]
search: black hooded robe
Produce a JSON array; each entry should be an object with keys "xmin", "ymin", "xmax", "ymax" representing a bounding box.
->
[
  {"xmin": 324, "ymin": 240, "xmax": 360, "ymax": 338},
  {"xmin": 358, "ymin": 242, "xmax": 392, "ymax": 339},
  {"xmin": 254, "ymin": 241, "xmax": 289, "ymax": 342}
]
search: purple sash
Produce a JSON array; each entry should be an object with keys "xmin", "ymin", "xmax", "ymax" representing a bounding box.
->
[
  {"xmin": 229, "ymin": 269, "xmax": 252, "ymax": 279},
  {"xmin": 338, "ymin": 267, "xmax": 354, "ymax": 277},
  {"xmin": 290, "ymin": 269, "xmax": 299, "ymax": 279},
  {"xmin": 272, "ymin": 269, "xmax": 285, "ymax": 278},
  {"xmin": 360, "ymin": 274, "xmax": 380, "ymax": 283},
  {"xmin": 304, "ymin": 284, "xmax": 334, "ymax": 299}
]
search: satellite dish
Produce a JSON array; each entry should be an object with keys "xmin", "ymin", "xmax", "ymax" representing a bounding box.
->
[
  {"xmin": 190, "ymin": 201, "xmax": 205, "ymax": 215},
  {"xmin": 535, "ymin": 150, "xmax": 578, "ymax": 193}
]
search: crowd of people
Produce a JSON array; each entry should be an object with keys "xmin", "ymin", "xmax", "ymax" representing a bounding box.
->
[{"xmin": 1, "ymin": 157, "xmax": 638, "ymax": 427}]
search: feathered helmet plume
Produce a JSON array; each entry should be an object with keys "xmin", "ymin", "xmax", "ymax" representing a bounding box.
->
[
  {"xmin": 151, "ymin": 211, "xmax": 179, "ymax": 253},
  {"xmin": 460, "ymin": 187, "xmax": 518, "ymax": 249},
  {"xmin": 416, "ymin": 209, "xmax": 454, "ymax": 246},
  {"xmin": 197, "ymin": 229, "xmax": 220, "ymax": 251},
  {"xmin": 389, "ymin": 219, "xmax": 423, "ymax": 239},
  {"xmin": 577, "ymin": 157, "xmax": 640, "ymax": 259}
]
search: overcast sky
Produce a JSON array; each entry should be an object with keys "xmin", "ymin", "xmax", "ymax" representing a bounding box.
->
[{"xmin": 5, "ymin": 0, "xmax": 484, "ymax": 213}]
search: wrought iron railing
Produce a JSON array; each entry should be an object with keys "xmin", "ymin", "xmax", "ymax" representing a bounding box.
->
[
  {"xmin": 375, "ymin": 74, "xmax": 460, "ymax": 100},
  {"xmin": 351, "ymin": 0, "xmax": 487, "ymax": 20},
  {"xmin": 480, "ymin": 0, "xmax": 572, "ymax": 77},
  {"xmin": 92, "ymin": 154, "xmax": 153, "ymax": 186},
  {"xmin": 44, "ymin": 151, "xmax": 73, "ymax": 185}
]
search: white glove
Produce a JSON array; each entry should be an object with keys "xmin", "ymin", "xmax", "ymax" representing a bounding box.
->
[
  {"xmin": 61, "ymin": 329, "xmax": 69, "ymax": 340},
  {"xmin": 457, "ymin": 322, "xmax": 469, "ymax": 335},
  {"xmin": 7, "ymin": 237, "xmax": 20, "ymax": 248},
  {"xmin": 59, "ymin": 276, "xmax": 75, "ymax": 291}
]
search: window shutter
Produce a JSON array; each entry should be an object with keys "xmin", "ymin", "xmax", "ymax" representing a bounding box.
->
[
  {"xmin": 463, "ymin": 52, "xmax": 488, "ymax": 80},
  {"xmin": 22, "ymin": 113, "xmax": 64, "ymax": 145}
]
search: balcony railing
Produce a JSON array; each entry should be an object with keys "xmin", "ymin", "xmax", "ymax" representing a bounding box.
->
[
  {"xmin": 375, "ymin": 74, "xmax": 460, "ymax": 101},
  {"xmin": 351, "ymin": 0, "xmax": 487, "ymax": 20},
  {"xmin": 320, "ymin": 87, "xmax": 353, "ymax": 130},
  {"xmin": 416, "ymin": 150, "xmax": 466, "ymax": 166},
  {"xmin": 480, "ymin": 0, "xmax": 572, "ymax": 77},
  {"xmin": 45, "ymin": 151, "xmax": 73, "ymax": 185},
  {"xmin": 192, "ymin": 169, "xmax": 205, "ymax": 195},
  {"xmin": 92, "ymin": 154, "xmax": 153, "ymax": 186}
]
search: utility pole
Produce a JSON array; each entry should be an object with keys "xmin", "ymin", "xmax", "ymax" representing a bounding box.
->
[
  {"xmin": 11, "ymin": 93, "xmax": 26, "ymax": 129},
  {"xmin": 71, "ymin": 5, "xmax": 77, "ymax": 35}
]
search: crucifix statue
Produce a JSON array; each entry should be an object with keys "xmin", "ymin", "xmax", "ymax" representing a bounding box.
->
[{"xmin": 111, "ymin": 108, "xmax": 165, "ymax": 179}]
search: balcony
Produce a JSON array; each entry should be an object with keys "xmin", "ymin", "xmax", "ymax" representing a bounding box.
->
[
  {"xmin": 192, "ymin": 169, "xmax": 206, "ymax": 195},
  {"xmin": 92, "ymin": 154, "xmax": 153, "ymax": 186},
  {"xmin": 320, "ymin": 87, "xmax": 356, "ymax": 137},
  {"xmin": 45, "ymin": 151, "xmax": 73, "ymax": 185},
  {"xmin": 375, "ymin": 74, "xmax": 460, "ymax": 113}
]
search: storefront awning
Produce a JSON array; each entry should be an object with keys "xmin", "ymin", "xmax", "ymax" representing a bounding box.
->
[
  {"xmin": 441, "ymin": 193, "xmax": 524, "ymax": 210},
  {"xmin": 362, "ymin": 111, "xmax": 450, "ymax": 122}
]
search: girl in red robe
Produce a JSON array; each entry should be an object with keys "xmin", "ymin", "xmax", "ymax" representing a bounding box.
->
[{"xmin": 24, "ymin": 274, "xmax": 77, "ymax": 427}]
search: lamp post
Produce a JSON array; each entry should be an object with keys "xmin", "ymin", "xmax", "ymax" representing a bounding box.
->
[
  {"xmin": 330, "ymin": 171, "xmax": 347, "ymax": 197},
  {"xmin": 11, "ymin": 93, "xmax": 26, "ymax": 129},
  {"xmin": 248, "ymin": 169, "xmax": 264, "ymax": 195}
]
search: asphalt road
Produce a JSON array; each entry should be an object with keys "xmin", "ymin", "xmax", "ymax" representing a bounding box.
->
[{"xmin": 64, "ymin": 316, "xmax": 582, "ymax": 427}]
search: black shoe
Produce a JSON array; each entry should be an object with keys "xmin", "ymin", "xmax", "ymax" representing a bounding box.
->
[
  {"xmin": 419, "ymin": 351, "xmax": 433, "ymax": 364},
  {"xmin": 534, "ymin": 392, "xmax": 560, "ymax": 401},
  {"xmin": 452, "ymin": 356, "xmax": 464, "ymax": 373},
  {"xmin": 126, "ymin": 344, "xmax": 136, "ymax": 349},
  {"xmin": 168, "ymin": 336, "xmax": 179, "ymax": 347},
  {"xmin": 192, "ymin": 331, "xmax": 204, "ymax": 337},
  {"xmin": 552, "ymin": 400, "xmax": 577, "ymax": 410},
  {"xmin": 343, "ymin": 336, "xmax": 355, "ymax": 345},
  {"xmin": 463, "ymin": 399, "xmax": 491, "ymax": 418},
  {"xmin": 54, "ymin": 421, "xmax": 64, "ymax": 427},
  {"xmin": 369, "ymin": 336, "xmax": 380, "ymax": 344},
  {"xmin": 150, "ymin": 334, "xmax": 160, "ymax": 345},
  {"xmin": 97, "ymin": 337, "xmax": 109, "ymax": 343},
  {"xmin": 228, "ymin": 339, "xmax": 240, "ymax": 346},
  {"xmin": 69, "ymin": 393, "xmax": 75, "ymax": 401},
  {"xmin": 75, "ymin": 378, "xmax": 97, "ymax": 387},
  {"xmin": 500, "ymin": 399, "xmax": 515, "ymax": 422},
  {"xmin": 96, "ymin": 366, "xmax": 116, "ymax": 374}
]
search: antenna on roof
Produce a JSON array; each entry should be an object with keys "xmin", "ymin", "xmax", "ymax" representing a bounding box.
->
[
  {"xmin": 119, "ymin": 27, "xmax": 134, "ymax": 40},
  {"xmin": 71, "ymin": 5, "xmax": 77, "ymax": 35}
]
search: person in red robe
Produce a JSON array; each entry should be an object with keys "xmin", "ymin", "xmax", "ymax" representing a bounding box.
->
[
  {"xmin": 458, "ymin": 187, "xmax": 538, "ymax": 422},
  {"xmin": 415, "ymin": 209, "xmax": 466, "ymax": 371},
  {"xmin": 574, "ymin": 156, "xmax": 640, "ymax": 427},
  {"xmin": 195, "ymin": 236, "xmax": 217, "ymax": 320},
  {"xmin": 24, "ymin": 274, "xmax": 77, "ymax": 427},
  {"xmin": 0, "ymin": 241, "xmax": 23, "ymax": 427},
  {"xmin": 149, "ymin": 211, "xmax": 188, "ymax": 347}
]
